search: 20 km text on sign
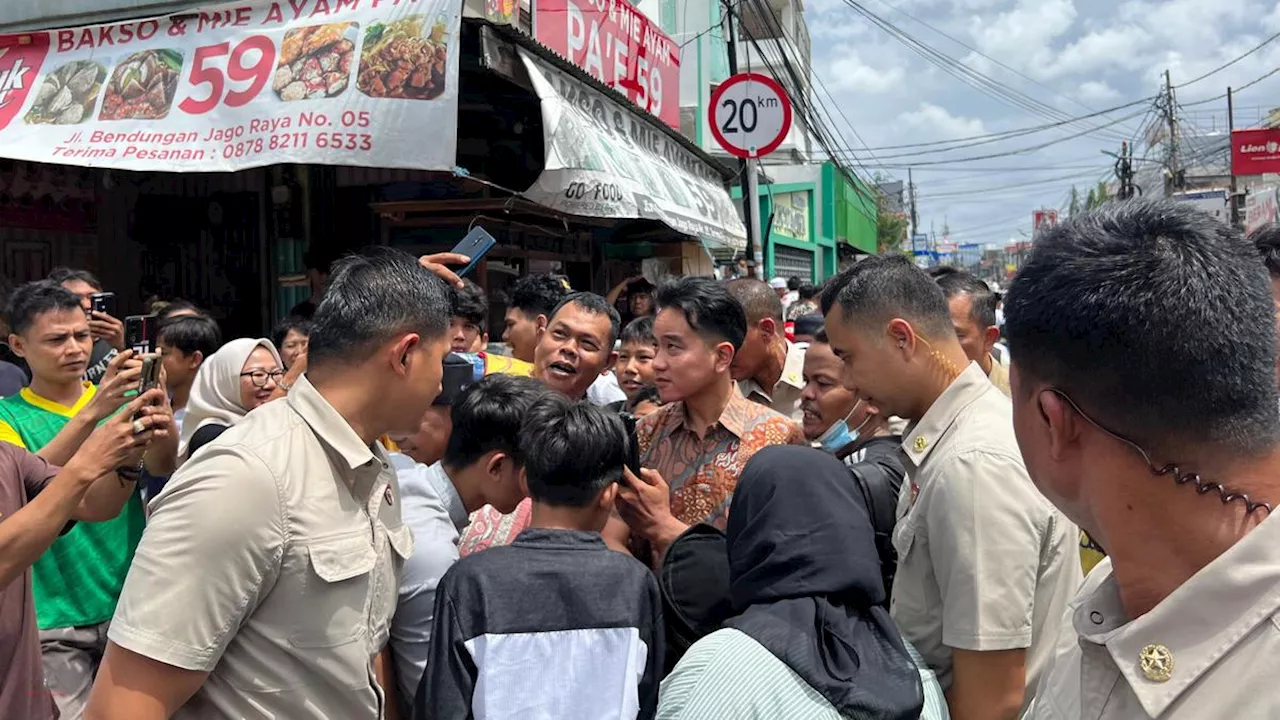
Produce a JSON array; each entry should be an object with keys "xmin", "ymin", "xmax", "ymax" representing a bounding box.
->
[{"xmin": 709, "ymin": 73, "xmax": 792, "ymax": 159}]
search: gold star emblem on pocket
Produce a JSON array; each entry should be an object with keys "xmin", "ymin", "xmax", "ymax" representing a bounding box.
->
[
  {"xmin": 1139, "ymin": 644, "xmax": 1174, "ymax": 682},
  {"xmin": 913, "ymin": 436, "xmax": 928, "ymax": 452}
]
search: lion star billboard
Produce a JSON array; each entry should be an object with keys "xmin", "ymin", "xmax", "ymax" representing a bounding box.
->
[{"xmin": 1232, "ymin": 128, "xmax": 1280, "ymax": 176}]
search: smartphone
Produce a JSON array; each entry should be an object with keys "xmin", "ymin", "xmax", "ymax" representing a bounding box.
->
[
  {"xmin": 138, "ymin": 355, "xmax": 161, "ymax": 395},
  {"xmin": 90, "ymin": 292, "xmax": 116, "ymax": 317},
  {"xmin": 124, "ymin": 314, "xmax": 156, "ymax": 354},
  {"xmin": 435, "ymin": 353, "xmax": 478, "ymax": 407},
  {"xmin": 450, "ymin": 227, "xmax": 497, "ymax": 278},
  {"xmin": 621, "ymin": 413, "xmax": 641, "ymax": 476}
]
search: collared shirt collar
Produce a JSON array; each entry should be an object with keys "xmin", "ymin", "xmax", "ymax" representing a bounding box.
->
[
  {"xmin": 425, "ymin": 460, "xmax": 469, "ymax": 530},
  {"xmin": 1073, "ymin": 515, "xmax": 1280, "ymax": 717},
  {"xmin": 739, "ymin": 341, "xmax": 806, "ymax": 403},
  {"xmin": 668, "ymin": 386, "xmax": 752, "ymax": 439},
  {"xmin": 900, "ymin": 361, "xmax": 989, "ymax": 466},
  {"xmin": 287, "ymin": 375, "xmax": 382, "ymax": 472}
]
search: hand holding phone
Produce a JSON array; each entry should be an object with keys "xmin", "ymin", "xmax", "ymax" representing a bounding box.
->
[
  {"xmin": 448, "ymin": 227, "xmax": 497, "ymax": 278},
  {"xmin": 621, "ymin": 413, "xmax": 641, "ymax": 476},
  {"xmin": 124, "ymin": 314, "xmax": 157, "ymax": 354}
]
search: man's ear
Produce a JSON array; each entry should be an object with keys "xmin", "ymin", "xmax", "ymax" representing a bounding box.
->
[
  {"xmin": 885, "ymin": 318, "xmax": 914, "ymax": 357},
  {"xmin": 8, "ymin": 333, "xmax": 25, "ymax": 359},
  {"xmin": 758, "ymin": 317, "xmax": 778, "ymax": 341},
  {"xmin": 1038, "ymin": 389, "xmax": 1081, "ymax": 461},
  {"xmin": 518, "ymin": 466, "xmax": 530, "ymax": 498},
  {"xmin": 983, "ymin": 325, "xmax": 1000, "ymax": 351},
  {"xmin": 390, "ymin": 333, "xmax": 421, "ymax": 376},
  {"xmin": 602, "ymin": 351, "xmax": 619, "ymax": 377},
  {"xmin": 599, "ymin": 482, "xmax": 620, "ymax": 512},
  {"xmin": 485, "ymin": 451, "xmax": 506, "ymax": 479},
  {"xmin": 190, "ymin": 350, "xmax": 205, "ymax": 369},
  {"xmin": 714, "ymin": 341, "xmax": 735, "ymax": 374}
]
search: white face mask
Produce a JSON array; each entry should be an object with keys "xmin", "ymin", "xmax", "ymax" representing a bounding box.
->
[{"xmin": 814, "ymin": 399, "xmax": 872, "ymax": 453}]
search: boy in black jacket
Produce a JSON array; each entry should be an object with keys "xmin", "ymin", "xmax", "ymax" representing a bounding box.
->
[{"xmin": 416, "ymin": 395, "xmax": 663, "ymax": 720}]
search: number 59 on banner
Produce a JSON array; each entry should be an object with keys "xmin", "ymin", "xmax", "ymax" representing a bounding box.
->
[{"xmin": 180, "ymin": 36, "xmax": 276, "ymax": 115}]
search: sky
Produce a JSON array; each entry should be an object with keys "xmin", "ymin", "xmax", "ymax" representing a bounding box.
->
[{"xmin": 801, "ymin": 0, "xmax": 1280, "ymax": 247}]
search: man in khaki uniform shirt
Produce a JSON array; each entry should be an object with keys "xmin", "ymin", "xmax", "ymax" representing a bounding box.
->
[
  {"xmin": 1006, "ymin": 200, "xmax": 1280, "ymax": 719},
  {"xmin": 930, "ymin": 267, "xmax": 1011, "ymax": 396},
  {"xmin": 823, "ymin": 256, "xmax": 1080, "ymax": 720},
  {"xmin": 85, "ymin": 249, "xmax": 457, "ymax": 720},
  {"xmin": 728, "ymin": 278, "xmax": 806, "ymax": 420}
]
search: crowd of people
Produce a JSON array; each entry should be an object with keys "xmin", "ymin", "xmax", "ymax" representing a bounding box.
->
[{"xmin": 1, "ymin": 197, "xmax": 1279, "ymax": 719}]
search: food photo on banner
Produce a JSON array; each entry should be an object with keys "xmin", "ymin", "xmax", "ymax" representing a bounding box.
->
[
  {"xmin": 533, "ymin": 0, "xmax": 680, "ymax": 130},
  {"xmin": 0, "ymin": 0, "xmax": 461, "ymax": 172},
  {"xmin": 518, "ymin": 47, "xmax": 745, "ymax": 252}
]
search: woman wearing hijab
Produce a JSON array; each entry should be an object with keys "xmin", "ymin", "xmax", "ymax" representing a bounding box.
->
[
  {"xmin": 657, "ymin": 446, "xmax": 948, "ymax": 720},
  {"xmin": 179, "ymin": 338, "xmax": 284, "ymax": 460}
]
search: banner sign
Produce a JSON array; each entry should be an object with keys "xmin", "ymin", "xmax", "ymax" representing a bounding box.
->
[
  {"xmin": 1232, "ymin": 128, "xmax": 1280, "ymax": 176},
  {"xmin": 520, "ymin": 49, "xmax": 745, "ymax": 251},
  {"xmin": 0, "ymin": 0, "xmax": 461, "ymax": 172},
  {"xmin": 771, "ymin": 191, "xmax": 808, "ymax": 241},
  {"xmin": 534, "ymin": 0, "xmax": 680, "ymax": 130},
  {"xmin": 1246, "ymin": 185, "xmax": 1278, "ymax": 235}
]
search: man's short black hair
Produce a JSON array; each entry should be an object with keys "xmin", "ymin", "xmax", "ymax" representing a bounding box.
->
[
  {"xmin": 825, "ymin": 255, "xmax": 953, "ymax": 339},
  {"xmin": 550, "ymin": 292, "xmax": 621, "ymax": 347},
  {"xmin": 793, "ymin": 313, "xmax": 824, "ymax": 338},
  {"xmin": 787, "ymin": 276, "xmax": 801, "ymax": 291},
  {"xmin": 47, "ymin": 267, "xmax": 102, "ymax": 291},
  {"xmin": 271, "ymin": 315, "xmax": 312, "ymax": 350},
  {"xmin": 620, "ymin": 315, "xmax": 656, "ymax": 347},
  {"xmin": 655, "ymin": 276, "xmax": 747, "ymax": 351},
  {"xmin": 508, "ymin": 273, "xmax": 571, "ymax": 319},
  {"xmin": 627, "ymin": 384, "xmax": 664, "ymax": 411},
  {"xmin": 452, "ymin": 279, "xmax": 489, "ymax": 326},
  {"xmin": 1006, "ymin": 198, "xmax": 1280, "ymax": 455},
  {"xmin": 155, "ymin": 299, "xmax": 203, "ymax": 323},
  {"xmin": 444, "ymin": 374, "xmax": 552, "ymax": 469},
  {"xmin": 308, "ymin": 247, "xmax": 452, "ymax": 365},
  {"xmin": 797, "ymin": 283, "xmax": 819, "ymax": 300},
  {"xmin": 519, "ymin": 394, "xmax": 627, "ymax": 508},
  {"xmin": 1250, "ymin": 224, "xmax": 1280, "ymax": 278},
  {"xmin": 158, "ymin": 315, "xmax": 222, "ymax": 359},
  {"xmin": 6, "ymin": 281, "xmax": 84, "ymax": 335},
  {"xmin": 929, "ymin": 266, "xmax": 998, "ymax": 328},
  {"xmin": 726, "ymin": 278, "xmax": 784, "ymax": 324}
]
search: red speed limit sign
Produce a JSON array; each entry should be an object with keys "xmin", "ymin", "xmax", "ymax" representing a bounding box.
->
[{"xmin": 709, "ymin": 73, "xmax": 793, "ymax": 158}]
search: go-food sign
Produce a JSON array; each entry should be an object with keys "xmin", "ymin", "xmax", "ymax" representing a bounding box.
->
[{"xmin": 709, "ymin": 72, "xmax": 792, "ymax": 159}]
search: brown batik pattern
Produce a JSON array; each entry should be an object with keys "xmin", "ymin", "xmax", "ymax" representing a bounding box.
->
[{"xmin": 637, "ymin": 392, "xmax": 804, "ymax": 528}]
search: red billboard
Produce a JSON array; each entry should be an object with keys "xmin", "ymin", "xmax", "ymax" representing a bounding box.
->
[
  {"xmin": 534, "ymin": 0, "xmax": 680, "ymax": 129},
  {"xmin": 1232, "ymin": 128, "xmax": 1280, "ymax": 176}
]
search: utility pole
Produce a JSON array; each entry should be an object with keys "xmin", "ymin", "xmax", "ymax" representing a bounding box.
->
[
  {"xmin": 907, "ymin": 167, "xmax": 919, "ymax": 243},
  {"xmin": 1164, "ymin": 70, "xmax": 1181, "ymax": 195},
  {"xmin": 1228, "ymin": 86, "xmax": 1241, "ymax": 228},
  {"xmin": 722, "ymin": 0, "xmax": 759, "ymax": 278}
]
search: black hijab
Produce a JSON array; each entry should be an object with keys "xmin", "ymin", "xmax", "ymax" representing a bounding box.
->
[{"xmin": 723, "ymin": 446, "xmax": 924, "ymax": 720}]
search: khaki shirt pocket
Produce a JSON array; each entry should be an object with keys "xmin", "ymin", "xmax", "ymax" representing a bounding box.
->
[{"xmin": 291, "ymin": 533, "xmax": 378, "ymax": 648}]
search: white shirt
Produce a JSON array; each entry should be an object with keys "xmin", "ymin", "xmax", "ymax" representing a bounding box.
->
[{"xmin": 587, "ymin": 372, "xmax": 627, "ymax": 407}]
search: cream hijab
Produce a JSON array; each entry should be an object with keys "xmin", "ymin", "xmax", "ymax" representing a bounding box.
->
[{"xmin": 178, "ymin": 337, "xmax": 282, "ymax": 459}]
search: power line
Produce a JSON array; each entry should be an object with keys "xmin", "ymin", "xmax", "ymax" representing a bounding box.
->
[
  {"xmin": 833, "ymin": 0, "xmax": 1131, "ymax": 143},
  {"xmin": 865, "ymin": 0, "xmax": 1144, "ymax": 138},
  {"xmin": 1175, "ymin": 30, "xmax": 1280, "ymax": 88}
]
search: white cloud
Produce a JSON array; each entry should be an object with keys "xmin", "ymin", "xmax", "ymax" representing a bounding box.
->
[
  {"xmin": 825, "ymin": 50, "xmax": 906, "ymax": 93},
  {"xmin": 898, "ymin": 102, "xmax": 987, "ymax": 139},
  {"xmin": 967, "ymin": 0, "xmax": 1078, "ymax": 75},
  {"xmin": 1077, "ymin": 80, "xmax": 1120, "ymax": 102}
]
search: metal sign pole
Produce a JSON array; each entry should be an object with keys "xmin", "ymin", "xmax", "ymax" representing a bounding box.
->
[{"xmin": 746, "ymin": 155, "xmax": 762, "ymax": 277}]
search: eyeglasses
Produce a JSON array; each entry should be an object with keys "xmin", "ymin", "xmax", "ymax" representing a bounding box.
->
[{"xmin": 240, "ymin": 369, "xmax": 285, "ymax": 388}]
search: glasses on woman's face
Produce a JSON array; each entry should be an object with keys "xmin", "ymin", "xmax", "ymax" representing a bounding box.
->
[{"xmin": 240, "ymin": 369, "xmax": 285, "ymax": 388}]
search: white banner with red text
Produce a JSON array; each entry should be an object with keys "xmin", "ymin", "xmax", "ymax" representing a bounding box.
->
[
  {"xmin": 0, "ymin": 0, "xmax": 460, "ymax": 171},
  {"xmin": 520, "ymin": 49, "xmax": 745, "ymax": 251}
]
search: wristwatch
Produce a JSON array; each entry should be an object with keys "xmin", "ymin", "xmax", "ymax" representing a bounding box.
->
[{"xmin": 115, "ymin": 466, "xmax": 142, "ymax": 486}]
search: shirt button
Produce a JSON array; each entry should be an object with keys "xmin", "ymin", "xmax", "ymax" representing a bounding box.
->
[
  {"xmin": 913, "ymin": 436, "xmax": 928, "ymax": 451},
  {"xmin": 1139, "ymin": 644, "xmax": 1174, "ymax": 683},
  {"xmin": 1090, "ymin": 611, "xmax": 1104, "ymax": 625}
]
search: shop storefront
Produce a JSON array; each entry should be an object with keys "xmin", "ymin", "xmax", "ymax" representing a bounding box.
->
[{"xmin": 0, "ymin": 0, "xmax": 746, "ymax": 339}]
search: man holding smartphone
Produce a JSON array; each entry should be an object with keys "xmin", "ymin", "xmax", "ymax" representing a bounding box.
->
[
  {"xmin": 48, "ymin": 268, "xmax": 124, "ymax": 386},
  {"xmin": 0, "ymin": 390, "xmax": 170, "ymax": 720}
]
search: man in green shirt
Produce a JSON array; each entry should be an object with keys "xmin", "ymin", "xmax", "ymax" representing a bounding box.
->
[{"xmin": 0, "ymin": 280, "xmax": 178, "ymax": 719}]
